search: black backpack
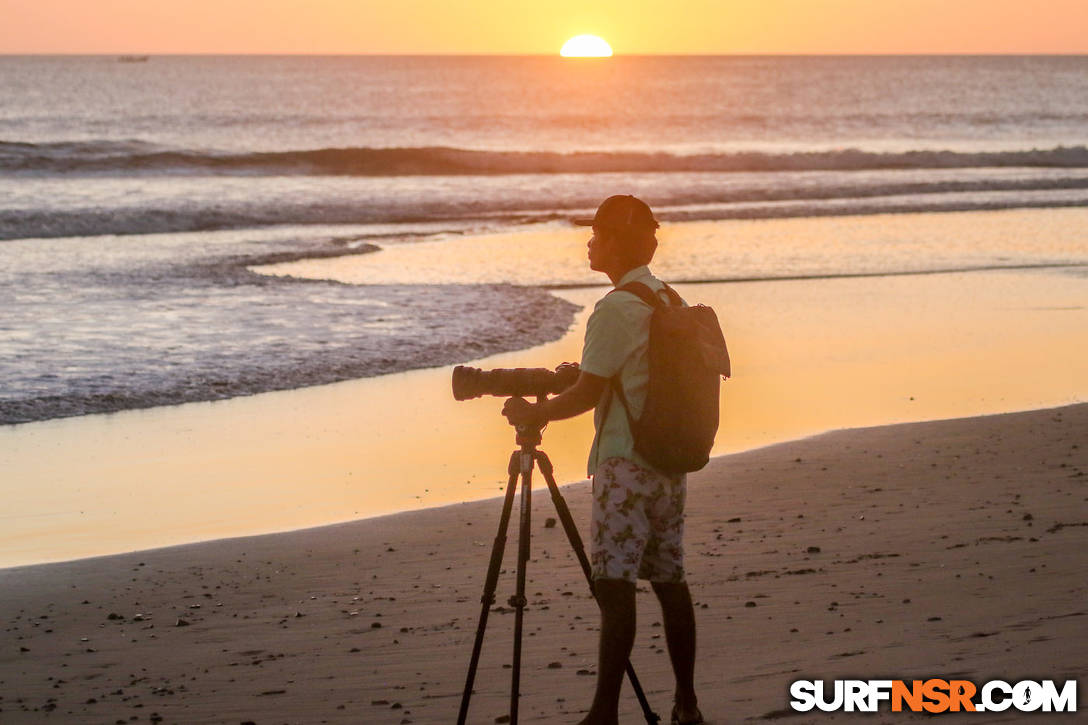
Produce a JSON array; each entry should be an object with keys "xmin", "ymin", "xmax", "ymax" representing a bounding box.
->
[{"xmin": 606, "ymin": 282, "xmax": 731, "ymax": 474}]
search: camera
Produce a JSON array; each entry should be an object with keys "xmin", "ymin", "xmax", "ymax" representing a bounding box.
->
[{"xmin": 452, "ymin": 364, "xmax": 579, "ymax": 401}]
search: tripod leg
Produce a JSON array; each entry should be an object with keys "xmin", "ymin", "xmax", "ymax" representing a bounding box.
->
[
  {"xmin": 534, "ymin": 451, "xmax": 594, "ymax": 584},
  {"xmin": 509, "ymin": 450, "xmax": 533, "ymax": 725},
  {"xmin": 457, "ymin": 451, "xmax": 521, "ymax": 725},
  {"xmin": 535, "ymin": 451, "xmax": 662, "ymax": 725}
]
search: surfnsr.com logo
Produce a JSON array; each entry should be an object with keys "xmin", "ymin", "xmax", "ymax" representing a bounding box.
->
[{"xmin": 790, "ymin": 679, "xmax": 1077, "ymax": 713}]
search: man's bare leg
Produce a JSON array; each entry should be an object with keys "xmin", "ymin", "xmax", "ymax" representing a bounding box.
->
[
  {"xmin": 577, "ymin": 578, "xmax": 636, "ymax": 725},
  {"xmin": 651, "ymin": 581, "xmax": 701, "ymax": 723}
]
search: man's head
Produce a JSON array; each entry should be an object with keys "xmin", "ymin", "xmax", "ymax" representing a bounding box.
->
[{"xmin": 575, "ymin": 195, "xmax": 659, "ymax": 275}]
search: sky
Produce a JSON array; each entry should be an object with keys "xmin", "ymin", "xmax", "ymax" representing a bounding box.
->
[{"xmin": 1, "ymin": 0, "xmax": 1087, "ymax": 55}]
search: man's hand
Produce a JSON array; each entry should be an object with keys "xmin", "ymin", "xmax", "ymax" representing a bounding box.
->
[
  {"xmin": 500, "ymin": 366, "xmax": 606, "ymax": 429},
  {"xmin": 502, "ymin": 396, "xmax": 545, "ymax": 428}
]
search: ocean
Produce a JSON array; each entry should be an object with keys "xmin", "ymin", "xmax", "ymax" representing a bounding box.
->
[{"xmin": 2, "ymin": 55, "xmax": 1088, "ymax": 424}]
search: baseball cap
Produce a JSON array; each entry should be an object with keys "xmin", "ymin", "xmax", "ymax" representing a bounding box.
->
[{"xmin": 573, "ymin": 194, "xmax": 659, "ymax": 229}]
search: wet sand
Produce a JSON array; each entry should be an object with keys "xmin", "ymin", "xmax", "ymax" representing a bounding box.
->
[
  {"xmin": 2, "ymin": 404, "xmax": 1085, "ymax": 723},
  {"xmin": 3, "ymin": 264, "xmax": 1087, "ymax": 569}
]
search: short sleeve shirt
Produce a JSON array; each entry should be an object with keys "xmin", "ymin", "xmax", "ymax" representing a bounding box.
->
[{"xmin": 579, "ymin": 265, "xmax": 679, "ymax": 476}]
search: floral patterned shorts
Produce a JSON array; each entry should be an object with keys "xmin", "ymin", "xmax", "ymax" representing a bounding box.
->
[{"xmin": 590, "ymin": 457, "xmax": 686, "ymax": 583}]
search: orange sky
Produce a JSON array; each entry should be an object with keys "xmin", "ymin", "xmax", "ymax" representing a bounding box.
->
[{"xmin": 1, "ymin": 0, "xmax": 1086, "ymax": 54}]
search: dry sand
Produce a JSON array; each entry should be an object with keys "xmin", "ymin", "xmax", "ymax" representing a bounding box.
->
[{"xmin": 1, "ymin": 404, "xmax": 1085, "ymax": 723}]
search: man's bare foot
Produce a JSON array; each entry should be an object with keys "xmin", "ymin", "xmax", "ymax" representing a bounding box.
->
[{"xmin": 670, "ymin": 703, "xmax": 705, "ymax": 725}]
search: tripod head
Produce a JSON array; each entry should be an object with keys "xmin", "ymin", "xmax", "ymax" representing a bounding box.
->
[{"xmin": 511, "ymin": 394, "xmax": 547, "ymax": 448}]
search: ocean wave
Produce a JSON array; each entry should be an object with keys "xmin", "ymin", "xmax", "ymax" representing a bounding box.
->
[
  {"xmin": 5, "ymin": 140, "xmax": 1088, "ymax": 176},
  {"xmin": 4, "ymin": 184, "xmax": 1088, "ymax": 241},
  {"xmin": 0, "ymin": 230, "xmax": 580, "ymax": 425}
]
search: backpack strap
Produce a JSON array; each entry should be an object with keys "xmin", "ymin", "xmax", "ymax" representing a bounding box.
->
[
  {"xmin": 659, "ymin": 283, "xmax": 683, "ymax": 307},
  {"xmin": 609, "ymin": 376, "xmax": 638, "ymax": 434},
  {"xmin": 600, "ymin": 280, "xmax": 679, "ymax": 434},
  {"xmin": 593, "ymin": 373, "xmax": 638, "ymax": 447},
  {"xmin": 609, "ymin": 281, "xmax": 681, "ymax": 308}
]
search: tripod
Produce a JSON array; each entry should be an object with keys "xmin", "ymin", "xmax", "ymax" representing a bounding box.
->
[{"xmin": 456, "ymin": 407, "xmax": 661, "ymax": 725}]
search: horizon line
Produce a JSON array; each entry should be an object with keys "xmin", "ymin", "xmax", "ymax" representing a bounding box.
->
[{"xmin": 3, "ymin": 51, "xmax": 1088, "ymax": 58}]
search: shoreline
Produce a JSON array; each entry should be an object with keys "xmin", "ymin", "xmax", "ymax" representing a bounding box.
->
[
  {"xmin": 4, "ymin": 258, "xmax": 1084, "ymax": 429},
  {"xmin": 6, "ymin": 206, "xmax": 1088, "ymax": 427},
  {"xmin": 3, "ymin": 262, "xmax": 1086, "ymax": 569},
  {"xmin": 2, "ymin": 403, "xmax": 1084, "ymax": 722},
  {"xmin": 0, "ymin": 280, "xmax": 578, "ymax": 427},
  {"xmin": 6, "ymin": 256, "xmax": 1086, "ymax": 428}
]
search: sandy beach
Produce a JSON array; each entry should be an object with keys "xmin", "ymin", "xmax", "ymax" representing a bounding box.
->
[
  {"xmin": 2, "ymin": 403, "xmax": 1084, "ymax": 723},
  {"xmin": 3, "ymin": 50, "xmax": 1088, "ymax": 725}
]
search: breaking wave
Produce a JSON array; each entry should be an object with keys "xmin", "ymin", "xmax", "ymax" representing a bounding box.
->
[{"xmin": 5, "ymin": 140, "xmax": 1088, "ymax": 176}]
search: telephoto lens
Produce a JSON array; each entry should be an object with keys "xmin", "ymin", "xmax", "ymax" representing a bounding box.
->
[{"xmin": 451, "ymin": 364, "xmax": 579, "ymax": 400}]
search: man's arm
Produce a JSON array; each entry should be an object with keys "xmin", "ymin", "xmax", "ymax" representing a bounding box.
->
[{"xmin": 502, "ymin": 370, "xmax": 607, "ymax": 427}]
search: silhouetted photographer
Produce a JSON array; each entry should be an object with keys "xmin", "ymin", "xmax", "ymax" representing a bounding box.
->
[
  {"xmin": 511, "ymin": 194, "xmax": 731, "ymax": 722},
  {"xmin": 501, "ymin": 196, "xmax": 729, "ymax": 725}
]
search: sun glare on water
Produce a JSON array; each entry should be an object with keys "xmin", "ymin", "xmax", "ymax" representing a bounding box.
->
[{"xmin": 560, "ymin": 35, "xmax": 613, "ymax": 57}]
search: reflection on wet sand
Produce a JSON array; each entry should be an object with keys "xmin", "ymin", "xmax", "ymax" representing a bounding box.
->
[{"xmin": 1, "ymin": 263, "xmax": 1085, "ymax": 567}]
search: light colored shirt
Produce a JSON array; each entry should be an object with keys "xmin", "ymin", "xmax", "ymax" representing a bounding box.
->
[{"xmin": 579, "ymin": 265, "xmax": 681, "ymax": 476}]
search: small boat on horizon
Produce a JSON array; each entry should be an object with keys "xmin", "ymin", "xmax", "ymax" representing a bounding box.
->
[{"xmin": 117, "ymin": 55, "xmax": 150, "ymax": 63}]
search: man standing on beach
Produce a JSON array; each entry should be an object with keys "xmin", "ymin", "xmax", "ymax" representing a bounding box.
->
[{"xmin": 502, "ymin": 195, "xmax": 703, "ymax": 725}]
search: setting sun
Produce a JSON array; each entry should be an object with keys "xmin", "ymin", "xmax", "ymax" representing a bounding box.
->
[{"xmin": 560, "ymin": 34, "xmax": 613, "ymax": 57}]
